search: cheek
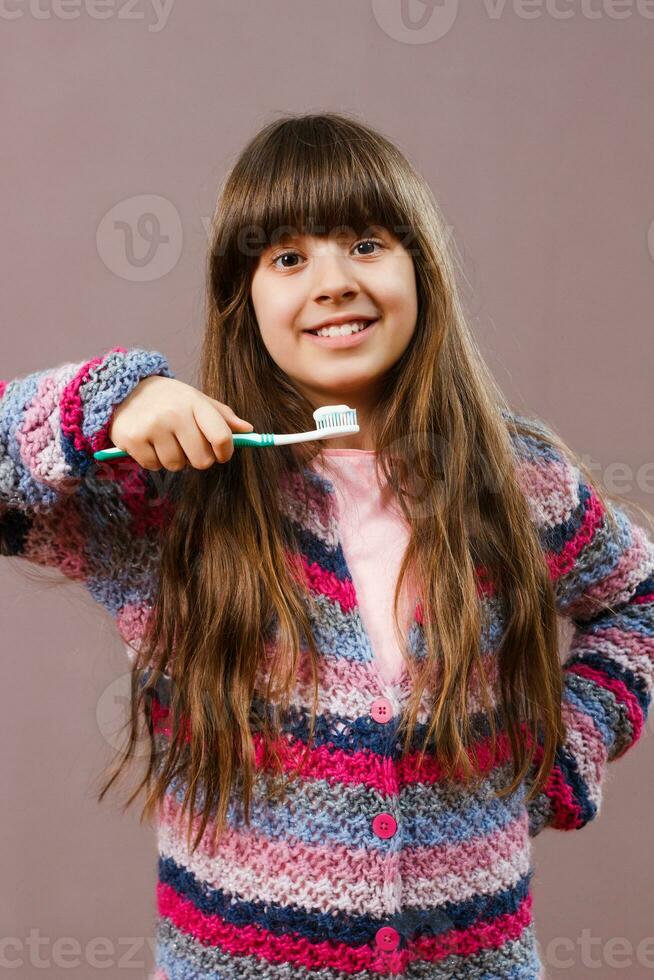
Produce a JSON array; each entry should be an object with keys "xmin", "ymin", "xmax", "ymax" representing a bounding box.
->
[
  {"xmin": 384, "ymin": 282, "xmax": 417, "ymax": 329},
  {"xmin": 383, "ymin": 275, "xmax": 418, "ymax": 350},
  {"xmin": 379, "ymin": 257, "xmax": 417, "ymax": 311},
  {"xmin": 257, "ymin": 310, "xmax": 300, "ymax": 364},
  {"xmin": 252, "ymin": 268, "xmax": 288, "ymax": 315},
  {"xmin": 255, "ymin": 295, "xmax": 298, "ymax": 338}
]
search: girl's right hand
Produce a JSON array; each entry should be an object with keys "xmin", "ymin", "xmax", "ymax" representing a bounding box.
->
[{"xmin": 108, "ymin": 376, "xmax": 255, "ymax": 471}]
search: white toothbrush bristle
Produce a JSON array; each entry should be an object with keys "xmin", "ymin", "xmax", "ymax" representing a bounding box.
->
[{"xmin": 313, "ymin": 404, "xmax": 358, "ymax": 430}]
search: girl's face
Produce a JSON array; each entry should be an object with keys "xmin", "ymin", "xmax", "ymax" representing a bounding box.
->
[{"xmin": 250, "ymin": 226, "xmax": 418, "ymax": 448}]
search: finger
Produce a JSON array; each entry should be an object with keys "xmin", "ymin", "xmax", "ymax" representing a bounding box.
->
[
  {"xmin": 174, "ymin": 422, "xmax": 221, "ymax": 470},
  {"xmin": 121, "ymin": 439, "xmax": 165, "ymax": 471},
  {"xmin": 192, "ymin": 400, "xmax": 242, "ymax": 463},
  {"xmin": 151, "ymin": 431, "xmax": 190, "ymax": 472}
]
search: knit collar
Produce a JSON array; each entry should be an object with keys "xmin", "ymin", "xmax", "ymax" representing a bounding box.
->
[{"xmin": 286, "ymin": 464, "xmax": 424, "ymax": 701}]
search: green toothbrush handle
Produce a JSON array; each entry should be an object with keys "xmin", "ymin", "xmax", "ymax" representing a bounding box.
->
[
  {"xmin": 94, "ymin": 447, "xmax": 129, "ymax": 461},
  {"xmin": 233, "ymin": 432, "xmax": 274, "ymax": 447},
  {"xmin": 93, "ymin": 432, "xmax": 275, "ymax": 461}
]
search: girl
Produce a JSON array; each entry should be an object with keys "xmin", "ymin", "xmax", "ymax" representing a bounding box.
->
[{"xmin": 2, "ymin": 112, "xmax": 653, "ymax": 980}]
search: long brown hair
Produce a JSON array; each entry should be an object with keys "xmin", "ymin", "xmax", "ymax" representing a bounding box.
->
[{"xmin": 96, "ymin": 111, "xmax": 626, "ymax": 853}]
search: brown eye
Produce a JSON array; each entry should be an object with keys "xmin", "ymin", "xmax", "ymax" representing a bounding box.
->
[
  {"xmin": 271, "ymin": 251, "xmax": 302, "ymax": 269},
  {"xmin": 354, "ymin": 239, "xmax": 385, "ymax": 255}
]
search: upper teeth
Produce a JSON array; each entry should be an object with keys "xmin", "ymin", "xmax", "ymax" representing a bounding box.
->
[{"xmin": 312, "ymin": 321, "xmax": 372, "ymax": 337}]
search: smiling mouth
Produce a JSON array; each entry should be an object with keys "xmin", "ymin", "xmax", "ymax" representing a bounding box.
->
[{"xmin": 306, "ymin": 319, "xmax": 378, "ymax": 337}]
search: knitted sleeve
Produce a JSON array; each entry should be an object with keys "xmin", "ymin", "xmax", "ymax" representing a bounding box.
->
[
  {"xmin": 517, "ymin": 425, "xmax": 654, "ymax": 836},
  {"xmin": 0, "ymin": 345, "xmax": 175, "ymax": 569}
]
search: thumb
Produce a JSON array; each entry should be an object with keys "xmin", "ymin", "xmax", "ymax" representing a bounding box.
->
[
  {"xmin": 224, "ymin": 406, "xmax": 255, "ymax": 431},
  {"xmin": 207, "ymin": 397, "xmax": 255, "ymax": 431},
  {"xmin": 231, "ymin": 417, "xmax": 255, "ymax": 431}
]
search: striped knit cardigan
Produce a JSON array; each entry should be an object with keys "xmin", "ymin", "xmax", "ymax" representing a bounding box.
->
[{"xmin": 2, "ymin": 345, "xmax": 653, "ymax": 980}]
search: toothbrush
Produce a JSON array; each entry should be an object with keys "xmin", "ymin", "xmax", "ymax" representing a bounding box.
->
[{"xmin": 92, "ymin": 404, "xmax": 359, "ymax": 461}]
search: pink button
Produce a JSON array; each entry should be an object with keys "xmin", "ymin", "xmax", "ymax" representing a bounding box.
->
[
  {"xmin": 370, "ymin": 697, "xmax": 393, "ymax": 724},
  {"xmin": 375, "ymin": 926, "xmax": 400, "ymax": 951},
  {"xmin": 372, "ymin": 812, "xmax": 397, "ymax": 839}
]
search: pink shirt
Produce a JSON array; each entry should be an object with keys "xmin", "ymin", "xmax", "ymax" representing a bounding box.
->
[{"xmin": 312, "ymin": 449, "xmax": 415, "ymax": 686}]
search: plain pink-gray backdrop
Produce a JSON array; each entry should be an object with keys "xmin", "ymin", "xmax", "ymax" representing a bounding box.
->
[{"xmin": 1, "ymin": 3, "xmax": 653, "ymax": 978}]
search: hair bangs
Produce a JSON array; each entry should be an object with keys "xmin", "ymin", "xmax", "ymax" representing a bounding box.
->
[{"xmin": 227, "ymin": 115, "xmax": 414, "ymax": 268}]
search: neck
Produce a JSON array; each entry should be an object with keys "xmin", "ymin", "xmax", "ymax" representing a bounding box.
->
[{"xmin": 322, "ymin": 430, "xmax": 375, "ymax": 451}]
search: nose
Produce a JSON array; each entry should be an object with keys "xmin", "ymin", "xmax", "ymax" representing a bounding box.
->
[{"xmin": 310, "ymin": 249, "xmax": 360, "ymax": 303}]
